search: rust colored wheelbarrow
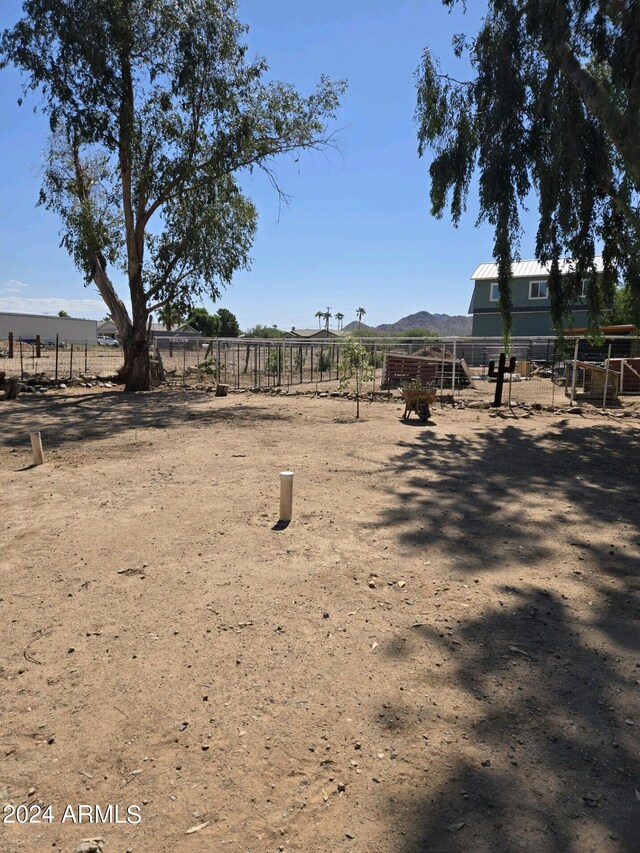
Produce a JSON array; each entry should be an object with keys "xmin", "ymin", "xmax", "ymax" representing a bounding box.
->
[{"xmin": 399, "ymin": 387, "xmax": 437, "ymax": 422}]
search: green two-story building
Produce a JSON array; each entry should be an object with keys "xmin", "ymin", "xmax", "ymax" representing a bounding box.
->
[{"xmin": 469, "ymin": 258, "xmax": 603, "ymax": 337}]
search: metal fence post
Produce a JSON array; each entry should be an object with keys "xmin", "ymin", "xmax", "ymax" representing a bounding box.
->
[
  {"xmin": 570, "ymin": 339, "xmax": 579, "ymax": 404},
  {"xmin": 55, "ymin": 334, "xmax": 59, "ymax": 382},
  {"xmin": 84, "ymin": 340, "xmax": 88, "ymax": 372},
  {"xmin": 8, "ymin": 332, "xmax": 13, "ymax": 359},
  {"xmin": 19, "ymin": 337, "xmax": 24, "ymax": 380},
  {"xmin": 602, "ymin": 342, "xmax": 612, "ymax": 409},
  {"xmin": 373, "ymin": 344, "xmax": 377, "ymax": 393},
  {"xmin": 69, "ymin": 343, "xmax": 74, "ymax": 380},
  {"xmin": 451, "ymin": 338, "xmax": 457, "ymax": 396}
]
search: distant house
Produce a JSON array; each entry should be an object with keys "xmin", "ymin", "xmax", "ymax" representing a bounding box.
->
[
  {"xmin": 469, "ymin": 258, "xmax": 604, "ymax": 337},
  {"xmin": 148, "ymin": 321, "xmax": 201, "ymax": 338},
  {"xmin": 149, "ymin": 321, "xmax": 202, "ymax": 348},
  {"xmin": 97, "ymin": 319, "xmax": 118, "ymax": 339},
  {"xmin": 283, "ymin": 328, "xmax": 347, "ymax": 340},
  {"xmin": 0, "ymin": 310, "xmax": 98, "ymax": 344}
]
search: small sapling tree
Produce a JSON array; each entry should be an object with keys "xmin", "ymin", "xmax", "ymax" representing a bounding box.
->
[{"xmin": 339, "ymin": 336, "xmax": 374, "ymax": 419}]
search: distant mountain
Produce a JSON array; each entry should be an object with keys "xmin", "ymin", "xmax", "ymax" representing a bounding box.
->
[{"xmin": 343, "ymin": 311, "xmax": 471, "ymax": 336}]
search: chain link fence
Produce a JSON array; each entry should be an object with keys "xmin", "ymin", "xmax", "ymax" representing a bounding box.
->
[{"xmin": 2, "ymin": 332, "xmax": 638, "ymax": 409}]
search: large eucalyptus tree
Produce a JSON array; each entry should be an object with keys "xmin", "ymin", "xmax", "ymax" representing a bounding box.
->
[
  {"xmin": 416, "ymin": 0, "xmax": 640, "ymax": 337},
  {"xmin": 1, "ymin": 0, "xmax": 345, "ymax": 389}
]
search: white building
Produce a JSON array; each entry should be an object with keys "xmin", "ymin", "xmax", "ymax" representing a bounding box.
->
[{"xmin": 0, "ymin": 311, "xmax": 98, "ymax": 344}]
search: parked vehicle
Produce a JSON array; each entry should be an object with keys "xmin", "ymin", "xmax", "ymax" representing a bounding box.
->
[{"xmin": 98, "ymin": 336, "xmax": 120, "ymax": 347}]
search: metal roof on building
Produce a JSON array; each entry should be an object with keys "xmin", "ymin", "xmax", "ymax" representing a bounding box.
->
[{"xmin": 471, "ymin": 257, "xmax": 604, "ymax": 280}]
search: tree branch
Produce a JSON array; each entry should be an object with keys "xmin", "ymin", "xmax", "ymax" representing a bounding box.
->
[
  {"xmin": 70, "ymin": 139, "xmax": 132, "ymax": 337},
  {"xmin": 142, "ymin": 129, "xmax": 338, "ymax": 228},
  {"xmin": 551, "ymin": 37, "xmax": 640, "ymax": 186}
]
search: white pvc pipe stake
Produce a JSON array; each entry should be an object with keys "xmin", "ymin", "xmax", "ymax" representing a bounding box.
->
[
  {"xmin": 30, "ymin": 431, "xmax": 45, "ymax": 466},
  {"xmin": 279, "ymin": 471, "xmax": 294, "ymax": 522}
]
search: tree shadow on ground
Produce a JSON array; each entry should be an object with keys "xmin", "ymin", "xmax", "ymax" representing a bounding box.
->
[
  {"xmin": 376, "ymin": 422, "xmax": 640, "ymax": 571},
  {"xmin": 375, "ymin": 421, "xmax": 640, "ymax": 850},
  {"xmin": 0, "ymin": 389, "xmax": 291, "ymax": 451}
]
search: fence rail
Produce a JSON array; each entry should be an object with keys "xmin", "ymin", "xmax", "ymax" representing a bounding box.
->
[{"xmin": 1, "ymin": 333, "xmax": 639, "ymax": 409}]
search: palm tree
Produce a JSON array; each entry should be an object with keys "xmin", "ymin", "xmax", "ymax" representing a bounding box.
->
[
  {"xmin": 315, "ymin": 310, "xmax": 324, "ymax": 329},
  {"xmin": 158, "ymin": 303, "xmax": 182, "ymax": 332},
  {"xmin": 335, "ymin": 311, "xmax": 344, "ymax": 330},
  {"xmin": 356, "ymin": 307, "xmax": 366, "ymax": 328},
  {"xmin": 324, "ymin": 306, "xmax": 332, "ymax": 330}
]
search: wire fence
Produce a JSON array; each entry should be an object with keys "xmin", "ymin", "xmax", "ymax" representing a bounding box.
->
[
  {"xmin": 0, "ymin": 335, "xmax": 123, "ymax": 384},
  {"xmin": 1, "ymin": 333, "xmax": 639, "ymax": 409}
]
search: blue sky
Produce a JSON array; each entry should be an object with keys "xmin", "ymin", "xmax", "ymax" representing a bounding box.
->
[{"xmin": 0, "ymin": 0, "xmax": 535, "ymax": 330}]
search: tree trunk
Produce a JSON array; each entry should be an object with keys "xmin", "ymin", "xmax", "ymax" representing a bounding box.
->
[{"xmin": 120, "ymin": 330, "xmax": 151, "ymax": 391}]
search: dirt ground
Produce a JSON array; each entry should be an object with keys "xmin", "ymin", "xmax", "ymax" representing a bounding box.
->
[{"xmin": 1, "ymin": 387, "xmax": 639, "ymax": 853}]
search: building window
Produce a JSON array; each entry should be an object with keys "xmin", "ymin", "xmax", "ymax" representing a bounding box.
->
[
  {"xmin": 489, "ymin": 283, "xmax": 500, "ymax": 302},
  {"xmin": 529, "ymin": 280, "xmax": 548, "ymax": 300}
]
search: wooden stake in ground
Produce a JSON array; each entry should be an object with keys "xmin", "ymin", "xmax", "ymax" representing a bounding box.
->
[
  {"xmin": 30, "ymin": 431, "xmax": 45, "ymax": 465},
  {"xmin": 279, "ymin": 471, "xmax": 293, "ymax": 522}
]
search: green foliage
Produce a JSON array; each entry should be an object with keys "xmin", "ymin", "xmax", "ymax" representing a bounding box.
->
[
  {"xmin": 199, "ymin": 356, "xmax": 218, "ymax": 376},
  {"xmin": 318, "ymin": 350, "xmax": 332, "ymax": 372},
  {"xmin": 350, "ymin": 326, "xmax": 437, "ymax": 340},
  {"xmin": 157, "ymin": 303, "xmax": 183, "ymax": 331},
  {"xmin": 57, "ymin": 310, "xmax": 69, "ymax": 317},
  {"xmin": 339, "ymin": 335, "xmax": 375, "ymax": 419},
  {"xmin": 244, "ymin": 324, "xmax": 284, "ymax": 339},
  {"xmin": 0, "ymin": 0, "xmax": 346, "ymax": 389},
  {"xmin": 390, "ymin": 327, "xmax": 438, "ymax": 340},
  {"xmin": 266, "ymin": 346, "xmax": 283, "ymax": 376},
  {"xmin": 416, "ymin": 1, "xmax": 640, "ymax": 338},
  {"xmin": 216, "ymin": 308, "xmax": 240, "ymax": 338},
  {"xmin": 187, "ymin": 308, "xmax": 220, "ymax": 337},
  {"xmin": 369, "ymin": 349, "xmax": 384, "ymax": 369},
  {"xmin": 293, "ymin": 348, "xmax": 305, "ymax": 372},
  {"xmin": 605, "ymin": 287, "xmax": 637, "ymax": 328}
]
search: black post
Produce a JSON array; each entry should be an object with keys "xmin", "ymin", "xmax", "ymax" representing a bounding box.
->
[
  {"xmin": 8, "ymin": 332, "xmax": 13, "ymax": 359},
  {"xmin": 84, "ymin": 340, "xmax": 88, "ymax": 372},
  {"xmin": 69, "ymin": 343, "xmax": 74, "ymax": 380},
  {"xmin": 35, "ymin": 335, "xmax": 41, "ymax": 359},
  {"xmin": 55, "ymin": 334, "xmax": 59, "ymax": 381},
  {"xmin": 19, "ymin": 338, "xmax": 24, "ymax": 380},
  {"xmin": 488, "ymin": 352, "xmax": 516, "ymax": 407}
]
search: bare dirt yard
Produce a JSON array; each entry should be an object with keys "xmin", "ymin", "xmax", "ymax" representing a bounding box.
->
[{"xmin": 1, "ymin": 388, "xmax": 639, "ymax": 853}]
